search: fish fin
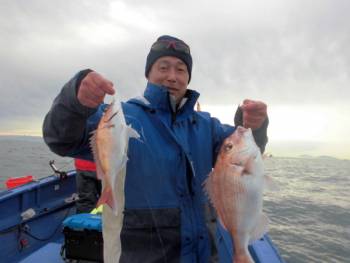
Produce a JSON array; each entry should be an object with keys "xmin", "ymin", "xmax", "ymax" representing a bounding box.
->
[
  {"xmin": 203, "ymin": 171, "xmax": 215, "ymax": 203},
  {"xmin": 203, "ymin": 172, "xmax": 217, "ymax": 217},
  {"xmin": 97, "ymin": 185, "xmax": 117, "ymax": 214},
  {"xmin": 89, "ymin": 130, "xmax": 105, "ymax": 180},
  {"xmin": 231, "ymin": 164, "xmax": 245, "ymax": 175},
  {"xmin": 243, "ymin": 154, "xmax": 257, "ymax": 175},
  {"xmin": 264, "ymin": 175, "xmax": 279, "ymax": 191},
  {"xmin": 89, "ymin": 129, "xmax": 97, "ymax": 152},
  {"xmin": 127, "ymin": 125, "xmax": 140, "ymax": 139},
  {"xmin": 249, "ymin": 213, "xmax": 269, "ymax": 244},
  {"xmin": 203, "ymin": 171, "xmax": 228, "ymax": 231}
]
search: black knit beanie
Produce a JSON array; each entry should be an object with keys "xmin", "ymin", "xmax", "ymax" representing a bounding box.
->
[{"xmin": 145, "ymin": 35, "xmax": 192, "ymax": 82}]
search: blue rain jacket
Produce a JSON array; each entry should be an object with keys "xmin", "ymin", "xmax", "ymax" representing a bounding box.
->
[{"xmin": 121, "ymin": 83, "xmax": 234, "ymax": 262}]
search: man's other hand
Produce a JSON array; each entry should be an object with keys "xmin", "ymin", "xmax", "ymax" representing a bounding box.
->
[{"xmin": 240, "ymin": 99, "xmax": 267, "ymax": 130}]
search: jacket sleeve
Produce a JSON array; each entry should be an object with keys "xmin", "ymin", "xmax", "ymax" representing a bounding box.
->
[
  {"xmin": 42, "ymin": 69, "xmax": 101, "ymax": 160},
  {"xmin": 233, "ymin": 107, "xmax": 269, "ymax": 154}
]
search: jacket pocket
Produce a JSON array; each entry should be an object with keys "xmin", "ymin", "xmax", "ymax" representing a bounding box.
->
[{"xmin": 120, "ymin": 208, "xmax": 181, "ymax": 263}]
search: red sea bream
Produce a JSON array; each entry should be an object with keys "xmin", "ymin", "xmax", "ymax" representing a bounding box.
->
[
  {"xmin": 205, "ymin": 126, "xmax": 270, "ymax": 263},
  {"xmin": 91, "ymin": 94, "xmax": 139, "ymax": 263}
]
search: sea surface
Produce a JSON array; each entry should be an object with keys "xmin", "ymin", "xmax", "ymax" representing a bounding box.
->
[{"xmin": 0, "ymin": 136, "xmax": 349, "ymax": 263}]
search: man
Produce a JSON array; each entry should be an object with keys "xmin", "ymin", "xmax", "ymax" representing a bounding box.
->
[
  {"xmin": 74, "ymin": 158, "xmax": 101, "ymax": 213},
  {"xmin": 43, "ymin": 35, "xmax": 268, "ymax": 263}
]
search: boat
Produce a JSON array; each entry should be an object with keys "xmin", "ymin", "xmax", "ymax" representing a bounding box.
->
[{"xmin": 0, "ymin": 163, "xmax": 285, "ymax": 263}]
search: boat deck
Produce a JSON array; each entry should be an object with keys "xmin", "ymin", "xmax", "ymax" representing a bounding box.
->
[
  {"xmin": 1, "ymin": 172, "xmax": 285, "ymax": 263},
  {"xmin": 20, "ymin": 241, "xmax": 63, "ymax": 263},
  {"xmin": 19, "ymin": 234, "xmax": 284, "ymax": 263}
]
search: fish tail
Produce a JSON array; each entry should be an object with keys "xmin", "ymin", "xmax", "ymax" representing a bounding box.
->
[
  {"xmin": 233, "ymin": 252, "xmax": 254, "ymax": 263},
  {"xmin": 97, "ymin": 186, "xmax": 116, "ymax": 212},
  {"xmin": 233, "ymin": 238, "xmax": 254, "ymax": 263}
]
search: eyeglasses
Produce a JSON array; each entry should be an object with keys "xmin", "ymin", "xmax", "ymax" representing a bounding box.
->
[{"xmin": 151, "ymin": 39, "xmax": 191, "ymax": 55}]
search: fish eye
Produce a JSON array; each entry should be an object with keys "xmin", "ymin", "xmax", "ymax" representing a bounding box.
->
[{"xmin": 224, "ymin": 143, "xmax": 233, "ymax": 152}]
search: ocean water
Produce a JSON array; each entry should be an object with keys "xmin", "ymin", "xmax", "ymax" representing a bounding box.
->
[
  {"xmin": 0, "ymin": 136, "xmax": 74, "ymax": 188},
  {"xmin": 0, "ymin": 136, "xmax": 349, "ymax": 263},
  {"xmin": 264, "ymin": 156, "xmax": 350, "ymax": 263}
]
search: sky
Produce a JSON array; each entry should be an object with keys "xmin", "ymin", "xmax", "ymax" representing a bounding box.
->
[{"xmin": 0, "ymin": 0, "xmax": 349, "ymax": 159}]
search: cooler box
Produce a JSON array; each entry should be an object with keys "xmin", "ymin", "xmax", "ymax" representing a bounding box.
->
[{"xmin": 62, "ymin": 213, "xmax": 103, "ymax": 262}]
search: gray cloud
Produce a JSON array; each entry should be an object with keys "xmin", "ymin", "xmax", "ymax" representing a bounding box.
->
[{"xmin": 1, "ymin": 0, "xmax": 349, "ymax": 132}]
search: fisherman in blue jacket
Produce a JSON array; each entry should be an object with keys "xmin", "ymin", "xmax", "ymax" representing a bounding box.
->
[{"xmin": 43, "ymin": 35, "xmax": 268, "ymax": 263}]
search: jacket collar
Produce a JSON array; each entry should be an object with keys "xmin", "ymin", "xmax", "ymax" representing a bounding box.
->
[{"xmin": 129, "ymin": 82, "xmax": 200, "ymax": 115}]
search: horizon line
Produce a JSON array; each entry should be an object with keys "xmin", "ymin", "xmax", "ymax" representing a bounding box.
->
[{"xmin": 0, "ymin": 134, "xmax": 349, "ymax": 161}]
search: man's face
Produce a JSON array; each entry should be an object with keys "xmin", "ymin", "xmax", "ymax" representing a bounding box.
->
[{"xmin": 147, "ymin": 56, "xmax": 189, "ymax": 103}]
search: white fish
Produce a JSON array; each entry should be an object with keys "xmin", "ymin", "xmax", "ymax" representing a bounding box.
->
[
  {"xmin": 205, "ymin": 126, "xmax": 270, "ymax": 263},
  {"xmin": 91, "ymin": 94, "xmax": 139, "ymax": 263}
]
